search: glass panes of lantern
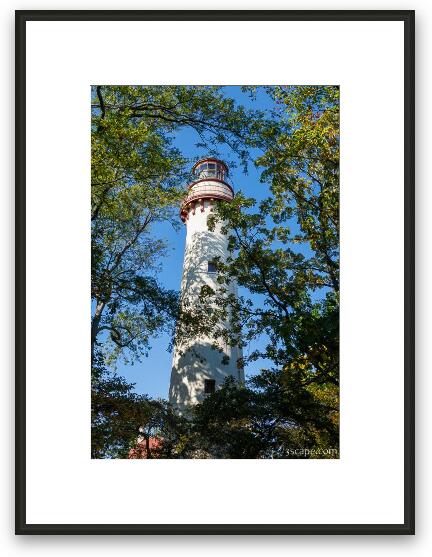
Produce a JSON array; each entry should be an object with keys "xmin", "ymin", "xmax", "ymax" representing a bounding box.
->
[{"xmin": 194, "ymin": 161, "xmax": 227, "ymax": 181}]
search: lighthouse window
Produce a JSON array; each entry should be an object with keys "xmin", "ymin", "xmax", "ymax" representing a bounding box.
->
[
  {"xmin": 204, "ymin": 379, "xmax": 216, "ymax": 394},
  {"xmin": 207, "ymin": 261, "xmax": 217, "ymax": 273},
  {"xmin": 207, "ymin": 163, "xmax": 216, "ymax": 177},
  {"xmin": 195, "ymin": 163, "xmax": 205, "ymax": 177}
]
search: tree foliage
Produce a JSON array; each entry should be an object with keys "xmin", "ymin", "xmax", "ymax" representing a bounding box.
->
[
  {"xmin": 91, "ymin": 85, "xmax": 262, "ymax": 365},
  {"xmin": 177, "ymin": 85, "xmax": 340, "ymax": 456}
]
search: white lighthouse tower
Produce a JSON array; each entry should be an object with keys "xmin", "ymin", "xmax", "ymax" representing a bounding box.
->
[{"xmin": 169, "ymin": 158, "xmax": 244, "ymax": 413}]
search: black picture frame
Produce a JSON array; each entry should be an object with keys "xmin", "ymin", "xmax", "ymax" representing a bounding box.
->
[{"xmin": 15, "ymin": 9, "xmax": 415, "ymax": 535}]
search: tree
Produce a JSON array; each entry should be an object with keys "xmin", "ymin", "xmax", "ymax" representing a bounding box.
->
[
  {"xmin": 92, "ymin": 350, "xmax": 191, "ymax": 459},
  {"xmin": 91, "ymin": 85, "xmax": 264, "ymax": 366},
  {"xmin": 180, "ymin": 86, "xmax": 340, "ymax": 455},
  {"xmin": 91, "ymin": 350, "xmax": 139, "ymax": 458}
]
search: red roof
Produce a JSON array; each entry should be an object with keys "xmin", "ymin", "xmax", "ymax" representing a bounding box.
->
[{"xmin": 128, "ymin": 437, "xmax": 163, "ymax": 459}]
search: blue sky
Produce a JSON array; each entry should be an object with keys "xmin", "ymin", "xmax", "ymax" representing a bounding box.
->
[{"xmin": 112, "ymin": 87, "xmax": 299, "ymax": 398}]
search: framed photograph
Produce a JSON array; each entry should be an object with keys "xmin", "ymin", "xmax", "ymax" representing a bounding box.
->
[{"xmin": 15, "ymin": 10, "xmax": 414, "ymax": 534}]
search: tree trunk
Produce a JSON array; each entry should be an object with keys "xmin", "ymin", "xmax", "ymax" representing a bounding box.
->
[
  {"xmin": 145, "ymin": 435, "xmax": 152, "ymax": 459},
  {"xmin": 91, "ymin": 300, "xmax": 106, "ymax": 365}
]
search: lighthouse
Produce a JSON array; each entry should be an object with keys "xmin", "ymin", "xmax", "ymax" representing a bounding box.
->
[{"xmin": 169, "ymin": 158, "xmax": 244, "ymax": 413}]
